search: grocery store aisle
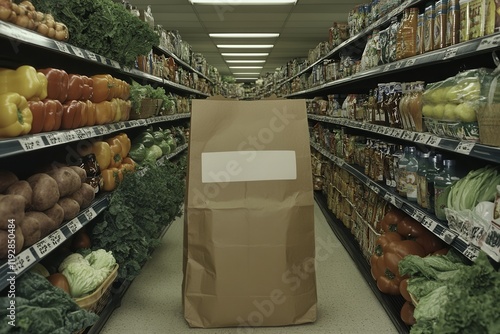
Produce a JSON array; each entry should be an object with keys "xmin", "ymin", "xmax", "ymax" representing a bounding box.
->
[{"xmin": 101, "ymin": 202, "xmax": 398, "ymax": 334}]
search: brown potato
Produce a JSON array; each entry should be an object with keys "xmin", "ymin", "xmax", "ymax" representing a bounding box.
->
[
  {"xmin": 0, "ymin": 194, "xmax": 26, "ymax": 229},
  {"xmin": 80, "ymin": 183, "xmax": 96, "ymax": 209},
  {"xmin": 25, "ymin": 211, "xmax": 57, "ymax": 239},
  {"xmin": 5, "ymin": 180, "xmax": 32, "ymax": 209},
  {"xmin": 27, "ymin": 173, "xmax": 60, "ymax": 211},
  {"xmin": 44, "ymin": 203, "xmax": 64, "ymax": 227},
  {"xmin": 67, "ymin": 188, "xmax": 83, "ymax": 207},
  {"xmin": 19, "ymin": 213, "xmax": 41, "ymax": 247},
  {"xmin": 0, "ymin": 228, "xmax": 24, "ymax": 259},
  {"xmin": 0, "ymin": 169, "xmax": 18, "ymax": 193},
  {"xmin": 69, "ymin": 166, "xmax": 87, "ymax": 183},
  {"xmin": 58, "ymin": 197, "xmax": 80, "ymax": 221},
  {"xmin": 47, "ymin": 167, "xmax": 81, "ymax": 197}
]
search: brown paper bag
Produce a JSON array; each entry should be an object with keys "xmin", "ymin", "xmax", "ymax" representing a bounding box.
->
[{"xmin": 182, "ymin": 98, "xmax": 317, "ymax": 328}]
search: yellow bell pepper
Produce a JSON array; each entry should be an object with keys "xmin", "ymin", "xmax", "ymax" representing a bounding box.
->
[
  {"xmin": 105, "ymin": 137, "xmax": 123, "ymax": 168},
  {"xmin": 92, "ymin": 141, "xmax": 112, "ymax": 170},
  {"xmin": 114, "ymin": 133, "xmax": 131, "ymax": 158},
  {"xmin": 0, "ymin": 92, "xmax": 33, "ymax": 137},
  {"xmin": 0, "ymin": 65, "xmax": 48, "ymax": 100}
]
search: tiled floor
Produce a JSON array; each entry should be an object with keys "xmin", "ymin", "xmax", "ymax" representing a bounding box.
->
[{"xmin": 101, "ymin": 203, "xmax": 398, "ymax": 334}]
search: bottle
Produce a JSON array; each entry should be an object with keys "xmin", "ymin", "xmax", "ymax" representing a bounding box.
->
[
  {"xmin": 391, "ymin": 144, "xmax": 405, "ymax": 189},
  {"xmin": 397, "ymin": 146, "xmax": 414, "ymax": 196},
  {"xmin": 416, "ymin": 151, "xmax": 431, "ymax": 206},
  {"xmin": 425, "ymin": 153, "xmax": 443, "ymax": 213},
  {"xmin": 384, "ymin": 143, "xmax": 396, "ymax": 187},
  {"xmin": 434, "ymin": 159, "xmax": 460, "ymax": 220},
  {"xmin": 405, "ymin": 147, "xmax": 420, "ymax": 201}
]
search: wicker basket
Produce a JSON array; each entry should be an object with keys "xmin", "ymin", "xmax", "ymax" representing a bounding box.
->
[
  {"xmin": 477, "ymin": 104, "xmax": 500, "ymax": 147},
  {"xmin": 129, "ymin": 99, "xmax": 162, "ymax": 119}
]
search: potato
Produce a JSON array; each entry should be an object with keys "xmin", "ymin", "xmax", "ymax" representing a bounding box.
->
[
  {"xmin": 5, "ymin": 180, "xmax": 32, "ymax": 209},
  {"xmin": 19, "ymin": 213, "xmax": 41, "ymax": 247},
  {"xmin": 69, "ymin": 166, "xmax": 87, "ymax": 182},
  {"xmin": 0, "ymin": 228, "xmax": 24, "ymax": 259},
  {"xmin": 48, "ymin": 167, "xmax": 82, "ymax": 197},
  {"xmin": 67, "ymin": 188, "xmax": 83, "ymax": 207},
  {"xmin": 25, "ymin": 211, "xmax": 57, "ymax": 239},
  {"xmin": 58, "ymin": 197, "xmax": 80, "ymax": 221},
  {"xmin": 80, "ymin": 183, "xmax": 96, "ymax": 209},
  {"xmin": 28, "ymin": 173, "xmax": 60, "ymax": 211},
  {"xmin": 0, "ymin": 194, "xmax": 26, "ymax": 229},
  {"xmin": 0, "ymin": 170, "xmax": 18, "ymax": 193},
  {"xmin": 44, "ymin": 203, "xmax": 64, "ymax": 227}
]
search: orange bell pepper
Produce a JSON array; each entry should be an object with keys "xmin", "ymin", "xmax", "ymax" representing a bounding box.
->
[
  {"xmin": 27, "ymin": 99, "xmax": 46, "ymax": 134},
  {"xmin": 91, "ymin": 74, "xmax": 114, "ymax": 103},
  {"xmin": 61, "ymin": 100, "xmax": 83, "ymax": 130},
  {"xmin": 101, "ymin": 167, "xmax": 121, "ymax": 192},
  {"xmin": 86, "ymin": 100, "xmax": 96, "ymax": 126},
  {"xmin": 122, "ymin": 157, "xmax": 136, "ymax": 170},
  {"xmin": 105, "ymin": 137, "xmax": 123, "ymax": 168},
  {"xmin": 115, "ymin": 133, "xmax": 131, "ymax": 157},
  {"xmin": 81, "ymin": 75, "xmax": 93, "ymax": 101},
  {"xmin": 42, "ymin": 99, "xmax": 63, "ymax": 132},
  {"xmin": 66, "ymin": 74, "xmax": 84, "ymax": 101},
  {"xmin": 38, "ymin": 68, "xmax": 68, "ymax": 102}
]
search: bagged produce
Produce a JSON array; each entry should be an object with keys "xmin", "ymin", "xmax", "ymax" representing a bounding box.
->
[{"xmin": 183, "ymin": 98, "xmax": 316, "ymax": 328}]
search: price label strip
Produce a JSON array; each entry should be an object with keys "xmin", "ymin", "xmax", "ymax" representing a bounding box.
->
[
  {"xmin": 462, "ymin": 244, "xmax": 480, "ymax": 262},
  {"xmin": 63, "ymin": 131, "xmax": 77, "ymax": 142},
  {"xmin": 443, "ymin": 47, "xmax": 458, "ymax": 60},
  {"xmin": 415, "ymin": 133, "xmax": 432, "ymax": 144},
  {"xmin": 402, "ymin": 131, "xmax": 416, "ymax": 141},
  {"xmin": 421, "ymin": 216, "xmax": 438, "ymax": 231},
  {"xmin": 455, "ymin": 141, "xmax": 475, "ymax": 155},
  {"xmin": 80, "ymin": 207, "xmax": 97, "ymax": 223},
  {"xmin": 85, "ymin": 50, "xmax": 98, "ymax": 62},
  {"xmin": 66, "ymin": 218, "xmax": 83, "ymax": 235},
  {"xmin": 477, "ymin": 34, "xmax": 500, "ymax": 51},
  {"xmin": 74, "ymin": 128, "xmax": 88, "ymax": 140},
  {"xmin": 393, "ymin": 129, "xmax": 404, "ymax": 138},
  {"xmin": 384, "ymin": 192, "xmax": 403, "ymax": 208},
  {"xmin": 70, "ymin": 46, "xmax": 85, "ymax": 58},
  {"xmin": 54, "ymin": 41, "xmax": 71, "ymax": 54},
  {"xmin": 13, "ymin": 249, "xmax": 36, "ymax": 274},
  {"xmin": 19, "ymin": 136, "xmax": 45, "ymax": 151},
  {"xmin": 405, "ymin": 58, "xmax": 416, "ymax": 67},
  {"xmin": 45, "ymin": 133, "xmax": 65, "ymax": 146},
  {"xmin": 367, "ymin": 182, "xmax": 380, "ymax": 194},
  {"xmin": 410, "ymin": 208, "xmax": 426, "ymax": 222},
  {"xmin": 33, "ymin": 229, "xmax": 66, "ymax": 258},
  {"xmin": 427, "ymin": 135, "xmax": 442, "ymax": 147}
]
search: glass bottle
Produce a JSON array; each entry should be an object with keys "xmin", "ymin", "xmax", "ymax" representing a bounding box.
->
[
  {"xmin": 397, "ymin": 146, "xmax": 415, "ymax": 196},
  {"xmin": 425, "ymin": 153, "xmax": 443, "ymax": 213},
  {"xmin": 384, "ymin": 143, "xmax": 396, "ymax": 187},
  {"xmin": 434, "ymin": 159, "xmax": 460, "ymax": 220},
  {"xmin": 416, "ymin": 151, "xmax": 431, "ymax": 206},
  {"xmin": 392, "ymin": 144, "xmax": 405, "ymax": 190},
  {"xmin": 405, "ymin": 147, "xmax": 420, "ymax": 201}
]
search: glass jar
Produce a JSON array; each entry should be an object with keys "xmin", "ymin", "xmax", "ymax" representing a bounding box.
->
[{"xmin": 434, "ymin": 159, "xmax": 460, "ymax": 220}]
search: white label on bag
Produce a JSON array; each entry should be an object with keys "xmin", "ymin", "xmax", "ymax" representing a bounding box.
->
[{"xmin": 201, "ymin": 150, "xmax": 297, "ymax": 183}]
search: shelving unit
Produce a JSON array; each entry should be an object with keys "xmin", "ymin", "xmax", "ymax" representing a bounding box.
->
[{"xmin": 0, "ymin": 17, "xmax": 199, "ymax": 333}]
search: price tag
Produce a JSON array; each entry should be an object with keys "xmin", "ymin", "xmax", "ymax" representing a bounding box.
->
[
  {"xmin": 98, "ymin": 125, "xmax": 109, "ymax": 134},
  {"xmin": 337, "ymin": 157, "xmax": 345, "ymax": 167},
  {"xmin": 427, "ymin": 135, "xmax": 442, "ymax": 147},
  {"xmin": 63, "ymin": 131, "xmax": 77, "ymax": 142},
  {"xmin": 405, "ymin": 59, "xmax": 416, "ymax": 67},
  {"xmin": 439, "ymin": 229, "xmax": 457, "ymax": 245},
  {"xmin": 19, "ymin": 136, "xmax": 45, "ymax": 151},
  {"xmin": 410, "ymin": 209, "xmax": 426, "ymax": 222},
  {"xmin": 14, "ymin": 249, "xmax": 36, "ymax": 274},
  {"xmin": 74, "ymin": 128, "xmax": 88, "ymax": 140},
  {"xmin": 85, "ymin": 50, "xmax": 98, "ymax": 62},
  {"xmin": 463, "ymin": 244, "xmax": 480, "ymax": 261},
  {"xmin": 66, "ymin": 218, "xmax": 83, "ymax": 235},
  {"xmin": 117, "ymin": 122, "xmax": 127, "ymax": 130},
  {"xmin": 394, "ymin": 62, "xmax": 403, "ymax": 70},
  {"xmin": 383, "ymin": 192, "xmax": 402, "ymax": 208},
  {"xmin": 402, "ymin": 131, "xmax": 415, "ymax": 141},
  {"xmin": 71, "ymin": 46, "xmax": 85, "ymax": 58},
  {"xmin": 383, "ymin": 64, "xmax": 392, "ymax": 72},
  {"xmin": 45, "ymin": 133, "xmax": 65, "ymax": 146},
  {"xmin": 87, "ymin": 127, "xmax": 98, "ymax": 137},
  {"xmin": 377, "ymin": 126, "xmax": 386, "ymax": 134},
  {"xmin": 393, "ymin": 129, "xmax": 404, "ymax": 138},
  {"xmin": 443, "ymin": 47, "xmax": 458, "ymax": 60},
  {"xmin": 415, "ymin": 133, "xmax": 432, "ymax": 144},
  {"xmin": 54, "ymin": 41, "xmax": 70, "ymax": 54},
  {"xmin": 33, "ymin": 229, "xmax": 65, "ymax": 258},
  {"xmin": 367, "ymin": 182, "xmax": 380, "ymax": 194},
  {"xmin": 382, "ymin": 127, "xmax": 392, "ymax": 135},
  {"xmin": 455, "ymin": 141, "xmax": 475, "ymax": 155},
  {"xmin": 421, "ymin": 216, "xmax": 438, "ymax": 231},
  {"xmin": 81, "ymin": 207, "xmax": 97, "ymax": 223},
  {"xmin": 476, "ymin": 34, "xmax": 500, "ymax": 51}
]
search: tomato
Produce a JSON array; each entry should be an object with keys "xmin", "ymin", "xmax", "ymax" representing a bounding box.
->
[
  {"xmin": 400, "ymin": 301, "xmax": 416, "ymax": 326},
  {"xmin": 71, "ymin": 229, "xmax": 91, "ymax": 250},
  {"xmin": 47, "ymin": 273, "xmax": 70, "ymax": 294},
  {"xmin": 380, "ymin": 208, "xmax": 407, "ymax": 233},
  {"xmin": 376, "ymin": 274, "xmax": 401, "ymax": 295},
  {"xmin": 396, "ymin": 216, "xmax": 428, "ymax": 238},
  {"xmin": 399, "ymin": 278, "xmax": 412, "ymax": 302}
]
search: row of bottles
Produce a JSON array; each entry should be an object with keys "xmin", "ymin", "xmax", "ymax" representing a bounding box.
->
[{"xmin": 363, "ymin": 140, "xmax": 461, "ymax": 219}]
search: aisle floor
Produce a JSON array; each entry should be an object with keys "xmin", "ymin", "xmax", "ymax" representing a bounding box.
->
[{"xmin": 101, "ymin": 203, "xmax": 398, "ymax": 334}]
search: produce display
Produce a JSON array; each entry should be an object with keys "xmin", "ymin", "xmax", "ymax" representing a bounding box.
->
[
  {"xmin": 0, "ymin": 0, "xmax": 69, "ymax": 41},
  {"xmin": 129, "ymin": 126, "xmax": 186, "ymax": 166},
  {"xmin": 398, "ymin": 250, "xmax": 500, "ymax": 333}
]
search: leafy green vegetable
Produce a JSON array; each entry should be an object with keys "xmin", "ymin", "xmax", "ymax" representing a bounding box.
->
[
  {"xmin": 90, "ymin": 160, "xmax": 185, "ymax": 281},
  {"xmin": 0, "ymin": 272, "xmax": 98, "ymax": 334},
  {"xmin": 31, "ymin": 0, "xmax": 159, "ymax": 67},
  {"xmin": 400, "ymin": 251, "xmax": 500, "ymax": 334}
]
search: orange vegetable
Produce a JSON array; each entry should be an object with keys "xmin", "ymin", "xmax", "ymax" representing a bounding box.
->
[
  {"xmin": 92, "ymin": 141, "xmax": 111, "ymax": 170},
  {"xmin": 94, "ymin": 100, "xmax": 113, "ymax": 125},
  {"xmin": 85, "ymin": 100, "xmax": 96, "ymax": 126},
  {"xmin": 115, "ymin": 133, "xmax": 131, "ymax": 157},
  {"xmin": 106, "ymin": 137, "xmax": 123, "ymax": 168},
  {"xmin": 90, "ymin": 74, "xmax": 114, "ymax": 103},
  {"xmin": 101, "ymin": 167, "xmax": 121, "ymax": 192}
]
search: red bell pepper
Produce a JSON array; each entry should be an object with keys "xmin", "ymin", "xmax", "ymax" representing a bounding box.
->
[
  {"xmin": 38, "ymin": 68, "xmax": 68, "ymax": 102},
  {"xmin": 66, "ymin": 74, "xmax": 84, "ymax": 101},
  {"xmin": 28, "ymin": 99, "xmax": 63, "ymax": 133},
  {"xmin": 61, "ymin": 100, "xmax": 83, "ymax": 130},
  {"xmin": 27, "ymin": 100, "xmax": 46, "ymax": 134},
  {"xmin": 81, "ymin": 75, "xmax": 93, "ymax": 101}
]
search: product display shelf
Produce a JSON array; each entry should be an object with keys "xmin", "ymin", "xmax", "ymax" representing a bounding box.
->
[
  {"xmin": 0, "ymin": 194, "xmax": 110, "ymax": 292},
  {"xmin": 154, "ymin": 45, "xmax": 214, "ymax": 85},
  {"xmin": 310, "ymin": 141, "xmax": 483, "ymax": 262},
  {"xmin": 314, "ymin": 191, "xmax": 409, "ymax": 334},
  {"xmin": 0, "ymin": 113, "xmax": 190, "ymax": 159},
  {"xmin": 286, "ymin": 32, "xmax": 500, "ymax": 98},
  {"xmin": 308, "ymin": 114, "xmax": 500, "ymax": 164}
]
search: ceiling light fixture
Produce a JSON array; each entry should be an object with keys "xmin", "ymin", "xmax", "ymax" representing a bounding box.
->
[
  {"xmin": 221, "ymin": 53, "xmax": 269, "ymax": 57},
  {"xmin": 217, "ymin": 44, "xmax": 274, "ymax": 49},
  {"xmin": 210, "ymin": 33, "xmax": 279, "ymax": 38},
  {"xmin": 232, "ymin": 72, "xmax": 261, "ymax": 75},
  {"xmin": 190, "ymin": 0, "xmax": 296, "ymax": 4},
  {"xmin": 226, "ymin": 60, "xmax": 265, "ymax": 63},
  {"xmin": 235, "ymin": 77, "xmax": 258, "ymax": 80},
  {"xmin": 229, "ymin": 66, "xmax": 263, "ymax": 69}
]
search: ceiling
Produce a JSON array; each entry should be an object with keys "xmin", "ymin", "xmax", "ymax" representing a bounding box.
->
[{"xmin": 127, "ymin": 0, "xmax": 365, "ymax": 82}]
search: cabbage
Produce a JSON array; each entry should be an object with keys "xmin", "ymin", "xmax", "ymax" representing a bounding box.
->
[
  {"xmin": 85, "ymin": 249, "xmax": 116, "ymax": 275},
  {"xmin": 58, "ymin": 253, "xmax": 87, "ymax": 272}
]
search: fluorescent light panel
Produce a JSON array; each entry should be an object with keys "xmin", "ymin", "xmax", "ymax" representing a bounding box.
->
[
  {"xmin": 232, "ymin": 72, "xmax": 260, "ymax": 75},
  {"xmin": 229, "ymin": 66, "xmax": 263, "ymax": 69},
  {"xmin": 210, "ymin": 33, "xmax": 279, "ymax": 38},
  {"xmin": 190, "ymin": 0, "xmax": 296, "ymax": 4},
  {"xmin": 217, "ymin": 44, "xmax": 274, "ymax": 48},
  {"xmin": 221, "ymin": 53, "xmax": 269, "ymax": 57},
  {"xmin": 235, "ymin": 77, "xmax": 258, "ymax": 80},
  {"xmin": 226, "ymin": 60, "xmax": 265, "ymax": 63}
]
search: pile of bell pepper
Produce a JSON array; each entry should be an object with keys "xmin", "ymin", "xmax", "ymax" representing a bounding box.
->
[
  {"xmin": 0, "ymin": 65, "xmax": 132, "ymax": 138},
  {"xmin": 78, "ymin": 132, "xmax": 134, "ymax": 192}
]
